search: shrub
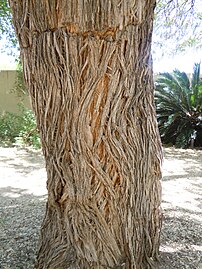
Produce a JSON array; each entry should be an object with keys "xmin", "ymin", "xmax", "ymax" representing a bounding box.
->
[
  {"xmin": 0, "ymin": 104, "xmax": 41, "ymax": 148},
  {"xmin": 155, "ymin": 63, "xmax": 202, "ymax": 148}
]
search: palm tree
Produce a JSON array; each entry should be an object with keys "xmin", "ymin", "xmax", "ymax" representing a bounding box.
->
[{"xmin": 155, "ymin": 63, "xmax": 202, "ymax": 148}]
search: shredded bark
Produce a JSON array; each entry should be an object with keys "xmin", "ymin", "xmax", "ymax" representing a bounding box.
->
[{"xmin": 9, "ymin": 1, "xmax": 162, "ymax": 268}]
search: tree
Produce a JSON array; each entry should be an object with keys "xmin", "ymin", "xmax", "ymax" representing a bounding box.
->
[
  {"xmin": 9, "ymin": 1, "xmax": 162, "ymax": 268},
  {"xmin": 153, "ymin": 0, "xmax": 202, "ymax": 58},
  {"xmin": 0, "ymin": 0, "xmax": 17, "ymax": 53},
  {"xmin": 155, "ymin": 63, "xmax": 202, "ymax": 148}
]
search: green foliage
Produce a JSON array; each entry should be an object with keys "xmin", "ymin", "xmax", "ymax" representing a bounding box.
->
[
  {"xmin": 0, "ymin": 104, "xmax": 41, "ymax": 148},
  {"xmin": 155, "ymin": 63, "xmax": 202, "ymax": 148},
  {"xmin": 0, "ymin": 0, "xmax": 11, "ymax": 35},
  {"xmin": 11, "ymin": 60, "xmax": 28, "ymax": 97},
  {"xmin": 153, "ymin": 0, "xmax": 202, "ymax": 58},
  {"xmin": 0, "ymin": 0, "xmax": 17, "ymax": 53}
]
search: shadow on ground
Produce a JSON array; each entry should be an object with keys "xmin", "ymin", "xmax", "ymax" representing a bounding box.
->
[
  {"xmin": 0, "ymin": 147, "xmax": 47, "ymax": 269},
  {"xmin": 159, "ymin": 148, "xmax": 202, "ymax": 269},
  {"xmin": 0, "ymin": 147, "xmax": 201, "ymax": 268},
  {"xmin": 0, "ymin": 187, "xmax": 47, "ymax": 269},
  {"xmin": 159, "ymin": 213, "xmax": 202, "ymax": 269}
]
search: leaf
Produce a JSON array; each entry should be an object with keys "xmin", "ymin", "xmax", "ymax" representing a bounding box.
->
[{"xmin": 155, "ymin": 63, "xmax": 202, "ymax": 148}]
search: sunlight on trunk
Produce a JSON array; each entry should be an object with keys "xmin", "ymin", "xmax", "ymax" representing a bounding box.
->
[{"xmin": 10, "ymin": 0, "xmax": 162, "ymax": 268}]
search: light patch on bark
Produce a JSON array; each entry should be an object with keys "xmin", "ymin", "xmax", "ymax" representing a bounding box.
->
[{"xmin": 9, "ymin": 0, "xmax": 162, "ymax": 268}]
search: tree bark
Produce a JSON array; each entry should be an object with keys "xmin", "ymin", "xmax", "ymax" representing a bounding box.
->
[{"xmin": 10, "ymin": 1, "xmax": 162, "ymax": 268}]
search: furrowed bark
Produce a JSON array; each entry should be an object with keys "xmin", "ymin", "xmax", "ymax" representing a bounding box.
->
[{"xmin": 9, "ymin": 1, "xmax": 162, "ymax": 268}]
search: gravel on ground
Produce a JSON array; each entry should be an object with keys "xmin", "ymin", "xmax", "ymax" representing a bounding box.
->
[{"xmin": 0, "ymin": 146, "xmax": 201, "ymax": 269}]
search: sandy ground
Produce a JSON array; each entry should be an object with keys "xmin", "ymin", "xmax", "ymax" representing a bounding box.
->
[
  {"xmin": 160, "ymin": 148, "xmax": 202, "ymax": 269},
  {"xmin": 0, "ymin": 146, "xmax": 201, "ymax": 268}
]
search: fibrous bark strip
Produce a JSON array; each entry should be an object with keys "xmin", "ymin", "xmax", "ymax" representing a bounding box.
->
[{"xmin": 10, "ymin": 1, "xmax": 162, "ymax": 268}]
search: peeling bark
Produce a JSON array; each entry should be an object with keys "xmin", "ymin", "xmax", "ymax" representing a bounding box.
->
[{"xmin": 10, "ymin": 1, "xmax": 162, "ymax": 268}]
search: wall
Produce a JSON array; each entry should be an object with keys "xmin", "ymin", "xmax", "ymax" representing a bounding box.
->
[{"xmin": 0, "ymin": 70, "xmax": 31, "ymax": 114}]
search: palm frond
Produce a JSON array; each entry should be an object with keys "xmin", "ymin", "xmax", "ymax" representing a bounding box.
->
[
  {"xmin": 191, "ymin": 63, "xmax": 201, "ymax": 89},
  {"xmin": 155, "ymin": 63, "xmax": 202, "ymax": 148}
]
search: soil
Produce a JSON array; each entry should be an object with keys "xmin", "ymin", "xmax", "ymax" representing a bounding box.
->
[{"xmin": 0, "ymin": 146, "xmax": 201, "ymax": 269}]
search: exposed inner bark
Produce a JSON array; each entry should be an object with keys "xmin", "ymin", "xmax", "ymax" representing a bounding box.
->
[{"xmin": 10, "ymin": 1, "xmax": 162, "ymax": 268}]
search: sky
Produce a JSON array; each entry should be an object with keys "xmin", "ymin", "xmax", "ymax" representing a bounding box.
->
[
  {"xmin": 0, "ymin": 36, "xmax": 18, "ymax": 70},
  {"xmin": 153, "ymin": 48, "xmax": 202, "ymax": 73}
]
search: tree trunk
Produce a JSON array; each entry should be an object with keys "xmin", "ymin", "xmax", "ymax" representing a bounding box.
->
[{"xmin": 10, "ymin": 1, "xmax": 162, "ymax": 268}]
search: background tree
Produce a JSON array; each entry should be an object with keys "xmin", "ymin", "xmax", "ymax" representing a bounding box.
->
[
  {"xmin": 9, "ymin": 0, "xmax": 162, "ymax": 268},
  {"xmin": 0, "ymin": 0, "xmax": 16, "ymax": 53},
  {"xmin": 155, "ymin": 63, "xmax": 202, "ymax": 148},
  {"xmin": 153, "ymin": 0, "xmax": 202, "ymax": 58}
]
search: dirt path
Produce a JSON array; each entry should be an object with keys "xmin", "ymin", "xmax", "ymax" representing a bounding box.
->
[{"xmin": 0, "ymin": 146, "xmax": 201, "ymax": 268}]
